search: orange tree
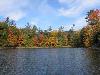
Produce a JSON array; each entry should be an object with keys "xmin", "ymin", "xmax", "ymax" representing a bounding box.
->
[
  {"xmin": 86, "ymin": 9, "xmax": 100, "ymax": 25},
  {"xmin": 82, "ymin": 9, "xmax": 100, "ymax": 47},
  {"xmin": 16, "ymin": 29, "xmax": 24, "ymax": 47},
  {"xmin": 38, "ymin": 32, "xmax": 44, "ymax": 47},
  {"xmin": 7, "ymin": 25, "xmax": 18, "ymax": 47},
  {"xmin": 33, "ymin": 35, "xmax": 38, "ymax": 47}
]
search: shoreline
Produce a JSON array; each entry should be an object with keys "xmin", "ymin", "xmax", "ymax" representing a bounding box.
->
[
  {"xmin": 0, "ymin": 46, "xmax": 82, "ymax": 49},
  {"xmin": 0, "ymin": 46, "xmax": 99, "ymax": 50}
]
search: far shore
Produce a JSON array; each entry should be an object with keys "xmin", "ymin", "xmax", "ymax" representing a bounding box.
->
[
  {"xmin": 0, "ymin": 46, "xmax": 100, "ymax": 50},
  {"xmin": 0, "ymin": 46, "xmax": 83, "ymax": 49}
]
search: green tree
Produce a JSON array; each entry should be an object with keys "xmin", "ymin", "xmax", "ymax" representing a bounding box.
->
[{"xmin": 0, "ymin": 22, "xmax": 8, "ymax": 47}]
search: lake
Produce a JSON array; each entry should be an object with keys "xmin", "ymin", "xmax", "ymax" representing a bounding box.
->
[{"xmin": 0, "ymin": 48, "xmax": 100, "ymax": 75}]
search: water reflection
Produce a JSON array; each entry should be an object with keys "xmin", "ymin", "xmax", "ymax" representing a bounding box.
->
[
  {"xmin": 0, "ymin": 53, "xmax": 15, "ymax": 75},
  {"xmin": 0, "ymin": 48, "xmax": 100, "ymax": 75},
  {"xmin": 86, "ymin": 48, "xmax": 100, "ymax": 75}
]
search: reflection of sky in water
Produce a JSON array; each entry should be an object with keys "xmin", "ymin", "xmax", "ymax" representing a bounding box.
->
[{"xmin": 0, "ymin": 48, "xmax": 100, "ymax": 75}]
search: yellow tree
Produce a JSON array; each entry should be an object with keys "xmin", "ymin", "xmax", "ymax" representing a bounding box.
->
[
  {"xmin": 83, "ymin": 9, "xmax": 100, "ymax": 47},
  {"xmin": 82, "ymin": 26, "xmax": 94, "ymax": 47},
  {"xmin": 38, "ymin": 32, "xmax": 44, "ymax": 47},
  {"xmin": 49, "ymin": 30, "xmax": 58, "ymax": 47},
  {"xmin": 33, "ymin": 35, "xmax": 38, "ymax": 47},
  {"xmin": 17, "ymin": 29, "xmax": 24, "ymax": 47}
]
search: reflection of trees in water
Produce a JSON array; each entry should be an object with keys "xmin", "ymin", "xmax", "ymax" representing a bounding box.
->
[
  {"xmin": 86, "ymin": 49, "xmax": 100, "ymax": 75},
  {"xmin": 0, "ymin": 54, "xmax": 14, "ymax": 75}
]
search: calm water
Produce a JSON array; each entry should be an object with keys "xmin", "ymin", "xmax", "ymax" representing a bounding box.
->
[{"xmin": 0, "ymin": 48, "xmax": 100, "ymax": 75}]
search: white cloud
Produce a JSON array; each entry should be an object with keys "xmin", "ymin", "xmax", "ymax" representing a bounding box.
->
[
  {"xmin": 0, "ymin": 0, "xmax": 28, "ymax": 21},
  {"xmin": 31, "ymin": 21, "xmax": 38, "ymax": 26},
  {"xmin": 6, "ymin": 10, "xmax": 26, "ymax": 21},
  {"xmin": 31, "ymin": 21, "xmax": 38, "ymax": 25},
  {"xmin": 58, "ymin": 6, "xmax": 82, "ymax": 17},
  {"xmin": 37, "ymin": 0, "xmax": 57, "ymax": 15},
  {"xmin": 60, "ymin": 16, "xmax": 87, "ymax": 31},
  {"xmin": 59, "ymin": 0, "xmax": 75, "ymax": 4},
  {"xmin": 63, "ymin": 25, "xmax": 72, "ymax": 31},
  {"xmin": 30, "ymin": 18, "xmax": 40, "ymax": 27},
  {"xmin": 0, "ymin": 0, "xmax": 99, "ymax": 30},
  {"xmin": 0, "ymin": 0, "xmax": 57, "ymax": 21},
  {"xmin": 73, "ymin": 16, "xmax": 87, "ymax": 30},
  {"xmin": 58, "ymin": 0, "xmax": 100, "ymax": 17},
  {"xmin": 58, "ymin": 0, "xmax": 100, "ymax": 30}
]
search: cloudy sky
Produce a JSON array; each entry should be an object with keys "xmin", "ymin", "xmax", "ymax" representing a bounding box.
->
[{"xmin": 0, "ymin": 0, "xmax": 100, "ymax": 30}]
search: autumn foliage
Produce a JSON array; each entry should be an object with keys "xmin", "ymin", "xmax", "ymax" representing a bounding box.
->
[
  {"xmin": 0, "ymin": 9, "xmax": 100, "ymax": 48},
  {"xmin": 83, "ymin": 9, "xmax": 100, "ymax": 47}
]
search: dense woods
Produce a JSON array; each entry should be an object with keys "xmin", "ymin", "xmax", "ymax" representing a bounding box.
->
[{"xmin": 0, "ymin": 9, "xmax": 100, "ymax": 48}]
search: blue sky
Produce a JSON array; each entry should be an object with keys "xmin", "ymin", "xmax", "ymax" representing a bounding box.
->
[{"xmin": 0, "ymin": 0, "xmax": 100, "ymax": 31}]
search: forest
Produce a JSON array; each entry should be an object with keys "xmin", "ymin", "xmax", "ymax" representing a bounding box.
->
[{"xmin": 0, "ymin": 9, "xmax": 100, "ymax": 48}]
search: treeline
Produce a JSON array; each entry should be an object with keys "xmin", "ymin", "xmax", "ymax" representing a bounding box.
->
[{"xmin": 0, "ymin": 9, "xmax": 100, "ymax": 48}]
